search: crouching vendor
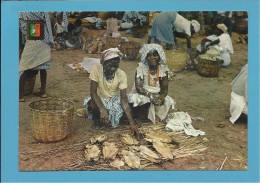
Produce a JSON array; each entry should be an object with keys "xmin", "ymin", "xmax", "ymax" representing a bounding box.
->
[{"xmin": 78, "ymin": 48, "xmax": 139, "ymax": 135}]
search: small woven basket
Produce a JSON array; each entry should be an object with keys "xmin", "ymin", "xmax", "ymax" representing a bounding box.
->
[
  {"xmin": 24, "ymin": 75, "xmax": 36, "ymax": 96},
  {"xmin": 196, "ymin": 55, "xmax": 222, "ymax": 77},
  {"xmin": 119, "ymin": 41, "xmax": 141, "ymax": 61},
  {"xmin": 29, "ymin": 98, "xmax": 74, "ymax": 143}
]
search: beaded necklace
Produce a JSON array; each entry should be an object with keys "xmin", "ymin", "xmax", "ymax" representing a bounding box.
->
[{"xmin": 148, "ymin": 67, "xmax": 159, "ymax": 86}]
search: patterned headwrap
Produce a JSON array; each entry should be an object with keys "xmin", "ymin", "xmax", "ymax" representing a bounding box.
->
[
  {"xmin": 100, "ymin": 48, "xmax": 124, "ymax": 64},
  {"xmin": 139, "ymin": 43, "xmax": 166, "ymax": 65},
  {"xmin": 190, "ymin": 20, "xmax": 201, "ymax": 33}
]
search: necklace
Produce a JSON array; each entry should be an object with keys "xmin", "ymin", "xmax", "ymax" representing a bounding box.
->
[{"xmin": 148, "ymin": 67, "xmax": 159, "ymax": 86}]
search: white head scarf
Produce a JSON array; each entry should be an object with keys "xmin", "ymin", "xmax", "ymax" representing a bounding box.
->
[
  {"xmin": 217, "ymin": 23, "xmax": 228, "ymax": 33},
  {"xmin": 190, "ymin": 20, "xmax": 201, "ymax": 33},
  {"xmin": 139, "ymin": 43, "xmax": 166, "ymax": 65},
  {"xmin": 100, "ymin": 48, "xmax": 123, "ymax": 64}
]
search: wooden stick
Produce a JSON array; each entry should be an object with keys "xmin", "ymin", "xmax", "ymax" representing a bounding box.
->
[{"xmin": 217, "ymin": 156, "xmax": 228, "ymax": 170}]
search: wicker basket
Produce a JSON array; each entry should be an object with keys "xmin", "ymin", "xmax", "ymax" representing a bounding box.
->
[
  {"xmin": 118, "ymin": 41, "xmax": 141, "ymax": 61},
  {"xmin": 196, "ymin": 56, "xmax": 222, "ymax": 77},
  {"xmin": 29, "ymin": 98, "xmax": 74, "ymax": 143},
  {"xmin": 24, "ymin": 75, "xmax": 36, "ymax": 96}
]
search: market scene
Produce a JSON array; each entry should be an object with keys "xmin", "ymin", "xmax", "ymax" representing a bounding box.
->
[{"xmin": 19, "ymin": 11, "xmax": 248, "ymax": 171}]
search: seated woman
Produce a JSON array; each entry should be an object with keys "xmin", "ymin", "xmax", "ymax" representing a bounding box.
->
[
  {"xmin": 190, "ymin": 23, "xmax": 234, "ymax": 70},
  {"xmin": 128, "ymin": 44, "xmax": 176, "ymax": 123},
  {"xmin": 78, "ymin": 48, "xmax": 138, "ymax": 134}
]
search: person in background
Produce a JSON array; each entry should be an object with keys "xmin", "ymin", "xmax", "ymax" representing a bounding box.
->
[
  {"xmin": 214, "ymin": 11, "xmax": 233, "ymax": 36},
  {"xmin": 120, "ymin": 11, "xmax": 147, "ymax": 34},
  {"xmin": 191, "ymin": 23, "xmax": 234, "ymax": 70},
  {"xmin": 128, "ymin": 44, "xmax": 176, "ymax": 123},
  {"xmin": 229, "ymin": 64, "xmax": 248, "ymax": 124},
  {"xmin": 149, "ymin": 11, "xmax": 200, "ymax": 50},
  {"xmin": 77, "ymin": 48, "xmax": 139, "ymax": 136},
  {"xmin": 19, "ymin": 12, "xmax": 54, "ymax": 101}
]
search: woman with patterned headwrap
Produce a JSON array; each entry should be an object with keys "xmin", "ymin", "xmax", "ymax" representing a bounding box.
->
[
  {"xmin": 19, "ymin": 12, "xmax": 54, "ymax": 101},
  {"xmin": 78, "ymin": 48, "xmax": 139, "ymax": 134},
  {"xmin": 150, "ymin": 11, "xmax": 200, "ymax": 50},
  {"xmin": 128, "ymin": 44, "xmax": 176, "ymax": 123}
]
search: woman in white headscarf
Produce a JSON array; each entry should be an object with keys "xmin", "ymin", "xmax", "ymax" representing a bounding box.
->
[
  {"xmin": 78, "ymin": 48, "xmax": 139, "ymax": 134},
  {"xmin": 128, "ymin": 44, "xmax": 176, "ymax": 123},
  {"xmin": 150, "ymin": 11, "xmax": 200, "ymax": 50}
]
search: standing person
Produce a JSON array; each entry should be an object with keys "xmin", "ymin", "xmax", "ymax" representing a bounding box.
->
[
  {"xmin": 19, "ymin": 12, "xmax": 54, "ymax": 102},
  {"xmin": 191, "ymin": 23, "xmax": 234, "ymax": 69},
  {"xmin": 150, "ymin": 11, "xmax": 200, "ymax": 50},
  {"xmin": 128, "ymin": 44, "xmax": 176, "ymax": 123},
  {"xmin": 229, "ymin": 64, "xmax": 248, "ymax": 124},
  {"xmin": 77, "ymin": 48, "xmax": 139, "ymax": 135}
]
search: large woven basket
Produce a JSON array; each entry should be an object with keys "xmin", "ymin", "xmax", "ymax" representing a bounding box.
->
[
  {"xmin": 24, "ymin": 75, "xmax": 36, "ymax": 96},
  {"xmin": 29, "ymin": 98, "xmax": 74, "ymax": 143},
  {"xmin": 196, "ymin": 55, "xmax": 222, "ymax": 77},
  {"xmin": 118, "ymin": 41, "xmax": 141, "ymax": 61}
]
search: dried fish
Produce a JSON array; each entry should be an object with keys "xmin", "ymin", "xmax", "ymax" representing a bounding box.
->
[
  {"xmin": 121, "ymin": 134, "xmax": 139, "ymax": 145},
  {"xmin": 145, "ymin": 131, "xmax": 172, "ymax": 143},
  {"xmin": 90, "ymin": 134, "xmax": 107, "ymax": 144},
  {"xmin": 109, "ymin": 158, "xmax": 125, "ymax": 169},
  {"xmin": 102, "ymin": 142, "xmax": 118, "ymax": 160},
  {"xmin": 121, "ymin": 150, "xmax": 140, "ymax": 169},
  {"xmin": 152, "ymin": 139, "xmax": 173, "ymax": 160},
  {"xmin": 85, "ymin": 144, "xmax": 101, "ymax": 161},
  {"xmin": 139, "ymin": 145, "xmax": 161, "ymax": 163}
]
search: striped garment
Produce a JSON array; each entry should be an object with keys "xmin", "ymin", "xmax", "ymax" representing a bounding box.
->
[
  {"xmin": 83, "ymin": 95, "xmax": 124, "ymax": 128},
  {"xmin": 19, "ymin": 12, "xmax": 54, "ymax": 45}
]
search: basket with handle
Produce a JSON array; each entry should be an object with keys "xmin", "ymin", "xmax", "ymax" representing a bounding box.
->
[
  {"xmin": 196, "ymin": 54, "xmax": 222, "ymax": 77},
  {"xmin": 29, "ymin": 98, "xmax": 74, "ymax": 143}
]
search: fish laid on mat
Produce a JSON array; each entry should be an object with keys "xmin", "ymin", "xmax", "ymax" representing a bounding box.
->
[
  {"xmin": 121, "ymin": 134, "xmax": 139, "ymax": 145},
  {"xmin": 121, "ymin": 150, "xmax": 140, "ymax": 169},
  {"xmin": 152, "ymin": 139, "xmax": 173, "ymax": 160},
  {"xmin": 145, "ymin": 130, "xmax": 172, "ymax": 143},
  {"xmin": 109, "ymin": 158, "xmax": 125, "ymax": 169},
  {"xmin": 85, "ymin": 144, "xmax": 101, "ymax": 161},
  {"xmin": 90, "ymin": 134, "xmax": 107, "ymax": 144},
  {"xmin": 102, "ymin": 142, "xmax": 118, "ymax": 160},
  {"xmin": 139, "ymin": 145, "xmax": 161, "ymax": 163}
]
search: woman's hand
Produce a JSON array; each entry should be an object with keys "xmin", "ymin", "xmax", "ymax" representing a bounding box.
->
[
  {"xmin": 100, "ymin": 109, "xmax": 109, "ymax": 125},
  {"xmin": 149, "ymin": 93, "xmax": 164, "ymax": 106}
]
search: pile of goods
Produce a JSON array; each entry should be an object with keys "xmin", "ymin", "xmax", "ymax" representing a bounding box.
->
[
  {"xmin": 72, "ymin": 62, "xmax": 84, "ymax": 72},
  {"xmin": 82, "ymin": 124, "xmax": 207, "ymax": 170}
]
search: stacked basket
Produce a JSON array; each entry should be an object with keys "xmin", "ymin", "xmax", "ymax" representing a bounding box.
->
[{"xmin": 29, "ymin": 98, "xmax": 74, "ymax": 143}]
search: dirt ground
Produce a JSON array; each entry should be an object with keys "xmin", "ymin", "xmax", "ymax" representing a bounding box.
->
[{"xmin": 19, "ymin": 31, "xmax": 248, "ymax": 171}]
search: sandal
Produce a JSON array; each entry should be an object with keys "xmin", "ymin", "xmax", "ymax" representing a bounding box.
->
[
  {"xmin": 19, "ymin": 98, "xmax": 25, "ymax": 102},
  {"xmin": 34, "ymin": 92, "xmax": 47, "ymax": 98},
  {"xmin": 76, "ymin": 108, "xmax": 88, "ymax": 118}
]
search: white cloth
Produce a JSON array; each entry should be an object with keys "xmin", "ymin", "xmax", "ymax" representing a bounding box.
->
[
  {"xmin": 173, "ymin": 13, "xmax": 192, "ymax": 36},
  {"xmin": 54, "ymin": 23, "xmax": 63, "ymax": 34},
  {"xmin": 229, "ymin": 91, "xmax": 248, "ymax": 124},
  {"xmin": 165, "ymin": 112, "xmax": 205, "ymax": 137},
  {"xmin": 190, "ymin": 20, "xmax": 200, "ymax": 33}
]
